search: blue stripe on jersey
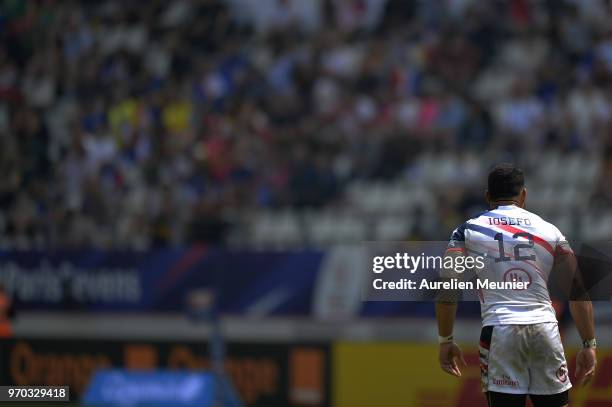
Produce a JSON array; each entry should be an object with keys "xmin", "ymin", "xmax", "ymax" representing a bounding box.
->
[{"xmin": 464, "ymin": 223, "xmax": 498, "ymax": 239}]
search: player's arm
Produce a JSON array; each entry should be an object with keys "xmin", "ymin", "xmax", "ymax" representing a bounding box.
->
[
  {"xmin": 570, "ymin": 300, "xmax": 597, "ymax": 385},
  {"xmin": 570, "ymin": 300, "xmax": 595, "ymax": 343},
  {"xmin": 553, "ymin": 239, "xmax": 597, "ymax": 384},
  {"xmin": 435, "ymin": 248, "xmax": 463, "ymax": 337},
  {"xmin": 436, "ymin": 301, "xmax": 466, "ymax": 377},
  {"xmin": 435, "ymin": 243, "xmax": 467, "ymax": 377},
  {"xmin": 435, "ymin": 301, "xmax": 456, "ymax": 338}
]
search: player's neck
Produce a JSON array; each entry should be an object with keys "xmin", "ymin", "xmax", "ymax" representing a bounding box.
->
[{"xmin": 490, "ymin": 200, "xmax": 521, "ymax": 209}]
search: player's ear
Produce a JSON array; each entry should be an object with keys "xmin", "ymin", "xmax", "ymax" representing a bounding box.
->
[{"xmin": 519, "ymin": 187, "xmax": 527, "ymax": 208}]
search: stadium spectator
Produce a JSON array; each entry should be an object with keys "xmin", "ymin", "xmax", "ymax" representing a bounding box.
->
[{"xmin": 0, "ymin": 0, "xmax": 611, "ymax": 248}]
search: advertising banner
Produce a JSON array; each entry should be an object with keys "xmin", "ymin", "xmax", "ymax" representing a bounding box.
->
[
  {"xmin": 0, "ymin": 248, "xmax": 324, "ymax": 315},
  {"xmin": 0, "ymin": 338, "xmax": 330, "ymax": 407},
  {"xmin": 0, "ymin": 248, "xmax": 476, "ymax": 318},
  {"xmin": 333, "ymin": 342, "xmax": 612, "ymax": 407},
  {"xmin": 82, "ymin": 370, "xmax": 216, "ymax": 407}
]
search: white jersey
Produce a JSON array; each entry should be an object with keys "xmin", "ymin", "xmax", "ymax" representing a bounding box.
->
[{"xmin": 448, "ymin": 204, "xmax": 572, "ymax": 326}]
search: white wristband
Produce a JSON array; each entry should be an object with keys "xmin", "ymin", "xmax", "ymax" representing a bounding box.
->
[
  {"xmin": 438, "ymin": 334, "xmax": 453, "ymax": 344},
  {"xmin": 582, "ymin": 338, "xmax": 597, "ymax": 349}
]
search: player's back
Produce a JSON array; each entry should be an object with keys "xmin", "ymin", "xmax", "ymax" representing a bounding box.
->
[{"xmin": 451, "ymin": 204, "xmax": 567, "ymax": 326}]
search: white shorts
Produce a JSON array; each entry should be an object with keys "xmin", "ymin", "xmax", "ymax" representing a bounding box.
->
[{"xmin": 479, "ymin": 323, "xmax": 572, "ymax": 395}]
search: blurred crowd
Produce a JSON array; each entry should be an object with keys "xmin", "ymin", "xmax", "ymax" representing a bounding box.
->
[{"xmin": 2, "ymin": 0, "xmax": 612, "ymax": 249}]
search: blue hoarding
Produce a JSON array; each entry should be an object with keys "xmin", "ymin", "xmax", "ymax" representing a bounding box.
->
[
  {"xmin": 0, "ymin": 247, "xmax": 324, "ymax": 315},
  {"xmin": 82, "ymin": 370, "xmax": 215, "ymax": 407}
]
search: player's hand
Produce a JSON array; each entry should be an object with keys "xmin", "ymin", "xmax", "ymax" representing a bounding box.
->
[
  {"xmin": 439, "ymin": 342, "xmax": 467, "ymax": 377},
  {"xmin": 575, "ymin": 347, "xmax": 597, "ymax": 385}
]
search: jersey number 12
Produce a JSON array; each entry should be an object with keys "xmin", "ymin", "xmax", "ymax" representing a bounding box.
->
[{"xmin": 494, "ymin": 232, "xmax": 536, "ymax": 263}]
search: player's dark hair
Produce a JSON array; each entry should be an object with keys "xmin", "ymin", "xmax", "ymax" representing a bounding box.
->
[{"xmin": 487, "ymin": 163, "xmax": 524, "ymax": 200}]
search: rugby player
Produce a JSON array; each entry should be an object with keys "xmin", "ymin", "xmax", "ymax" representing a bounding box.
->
[{"xmin": 435, "ymin": 163, "xmax": 596, "ymax": 407}]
